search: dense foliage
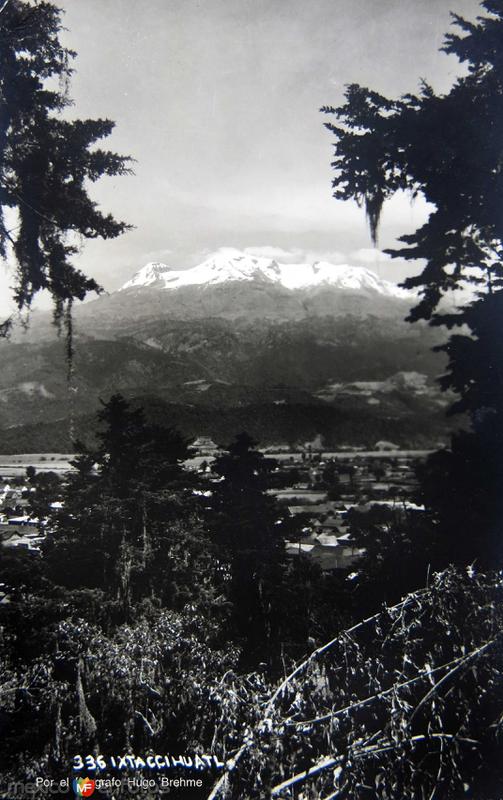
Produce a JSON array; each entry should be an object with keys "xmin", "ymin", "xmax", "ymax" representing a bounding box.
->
[
  {"xmin": 0, "ymin": 396, "xmax": 501, "ymax": 799},
  {"xmin": 43, "ymin": 395, "xmax": 202, "ymax": 612},
  {"xmin": 210, "ymin": 568, "xmax": 503, "ymax": 800}
]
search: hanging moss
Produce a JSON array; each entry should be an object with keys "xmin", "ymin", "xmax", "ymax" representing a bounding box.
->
[{"xmin": 365, "ymin": 189, "xmax": 384, "ymax": 246}]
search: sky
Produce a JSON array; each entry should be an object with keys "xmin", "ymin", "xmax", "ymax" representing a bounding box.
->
[{"xmin": 1, "ymin": 0, "xmax": 483, "ymax": 314}]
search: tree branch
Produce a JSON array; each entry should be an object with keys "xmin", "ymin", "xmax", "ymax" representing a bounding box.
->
[
  {"xmin": 293, "ymin": 637, "xmax": 498, "ymax": 727},
  {"xmin": 206, "ymin": 586, "xmax": 430, "ymax": 800},
  {"xmin": 408, "ymin": 637, "xmax": 498, "ymax": 725},
  {"xmin": 270, "ymin": 734, "xmax": 480, "ymax": 796}
]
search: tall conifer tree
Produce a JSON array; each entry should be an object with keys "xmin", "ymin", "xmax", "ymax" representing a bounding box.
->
[
  {"xmin": 322, "ymin": 1, "xmax": 503, "ymax": 565},
  {"xmin": 0, "ymin": 1, "xmax": 132, "ymax": 335},
  {"xmin": 207, "ymin": 433, "xmax": 292, "ymax": 667},
  {"xmin": 44, "ymin": 395, "xmax": 194, "ymax": 613}
]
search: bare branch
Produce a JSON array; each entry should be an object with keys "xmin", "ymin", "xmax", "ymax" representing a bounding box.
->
[
  {"xmin": 294, "ymin": 637, "xmax": 499, "ymax": 728},
  {"xmin": 270, "ymin": 734, "xmax": 480, "ymax": 796},
  {"xmin": 265, "ymin": 587, "xmax": 429, "ymax": 716},
  {"xmin": 408, "ymin": 638, "xmax": 498, "ymax": 725},
  {"xmin": 134, "ymin": 710, "xmax": 156, "ymax": 737},
  {"xmin": 206, "ymin": 586, "xmax": 431, "ymax": 800}
]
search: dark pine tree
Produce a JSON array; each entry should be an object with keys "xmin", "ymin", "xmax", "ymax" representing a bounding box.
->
[
  {"xmin": 322, "ymin": 1, "xmax": 503, "ymax": 567},
  {"xmin": 43, "ymin": 395, "xmax": 197, "ymax": 615},
  {"xmin": 206, "ymin": 432, "xmax": 293, "ymax": 668},
  {"xmin": 0, "ymin": 1, "xmax": 132, "ymax": 339}
]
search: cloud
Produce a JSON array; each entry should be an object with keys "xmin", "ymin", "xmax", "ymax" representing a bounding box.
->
[
  {"xmin": 350, "ymin": 248, "xmax": 392, "ymax": 264},
  {"xmin": 142, "ymin": 247, "xmax": 173, "ymax": 261},
  {"xmin": 243, "ymin": 245, "xmax": 304, "ymax": 262},
  {"xmin": 244, "ymin": 246, "xmax": 349, "ymax": 265},
  {"xmin": 305, "ymin": 250, "xmax": 346, "ymax": 265}
]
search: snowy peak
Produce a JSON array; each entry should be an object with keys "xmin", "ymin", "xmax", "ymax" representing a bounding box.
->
[
  {"xmin": 123, "ymin": 261, "xmax": 175, "ymax": 289},
  {"xmin": 121, "ymin": 249, "xmax": 282, "ymax": 291},
  {"xmin": 120, "ymin": 248, "xmax": 410, "ymax": 299},
  {"xmin": 278, "ymin": 261, "xmax": 407, "ymax": 297},
  {"xmin": 186, "ymin": 248, "xmax": 282, "ymax": 285}
]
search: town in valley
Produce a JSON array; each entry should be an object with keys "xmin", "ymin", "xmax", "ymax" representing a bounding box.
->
[{"xmin": 0, "ymin": 436, "xmax": 429, "ymax": 598}]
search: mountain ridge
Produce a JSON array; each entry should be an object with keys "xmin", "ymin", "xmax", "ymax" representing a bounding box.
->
[{"xmin": 120, "ymin": 247, "xmax": 411, "ymax": 300}]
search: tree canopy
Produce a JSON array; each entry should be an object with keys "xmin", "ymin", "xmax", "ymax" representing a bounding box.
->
[
  {"xmin": 0, "ymin": 0, "xmax": 132, "ymax": 335},
  {"xmin": 43, "ymin": 395, "xmax": 197, "ymax": 612},
  {"xmin": 206, "ymin": 433, "xmax": 292, "ymax": 667},
  {"xmin": 322, "ymin": 1, "xmax": 503, "ymax": 565},
  {"xmin": 322, "ymin": 1, "xmax": 503, "ymax": 324}
]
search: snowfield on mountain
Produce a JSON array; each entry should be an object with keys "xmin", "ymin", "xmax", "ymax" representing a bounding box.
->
[{"xmin": 120, "ymin": 248, "xmax": 411, "ymax": 299}]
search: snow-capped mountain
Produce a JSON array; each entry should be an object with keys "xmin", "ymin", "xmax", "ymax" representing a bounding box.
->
[
  {"xmin": 3, "ymin": 249, "xmax": 446, "ymax": 452},
  {"xmin": 120, "ymin": 247, "xmax": 410, "ymax": 299}
]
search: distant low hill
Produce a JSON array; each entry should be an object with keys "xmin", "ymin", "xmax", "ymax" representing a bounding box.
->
[{"xmin": 0, "ymin": 392, "xmax": 454, "ymax": 454}]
